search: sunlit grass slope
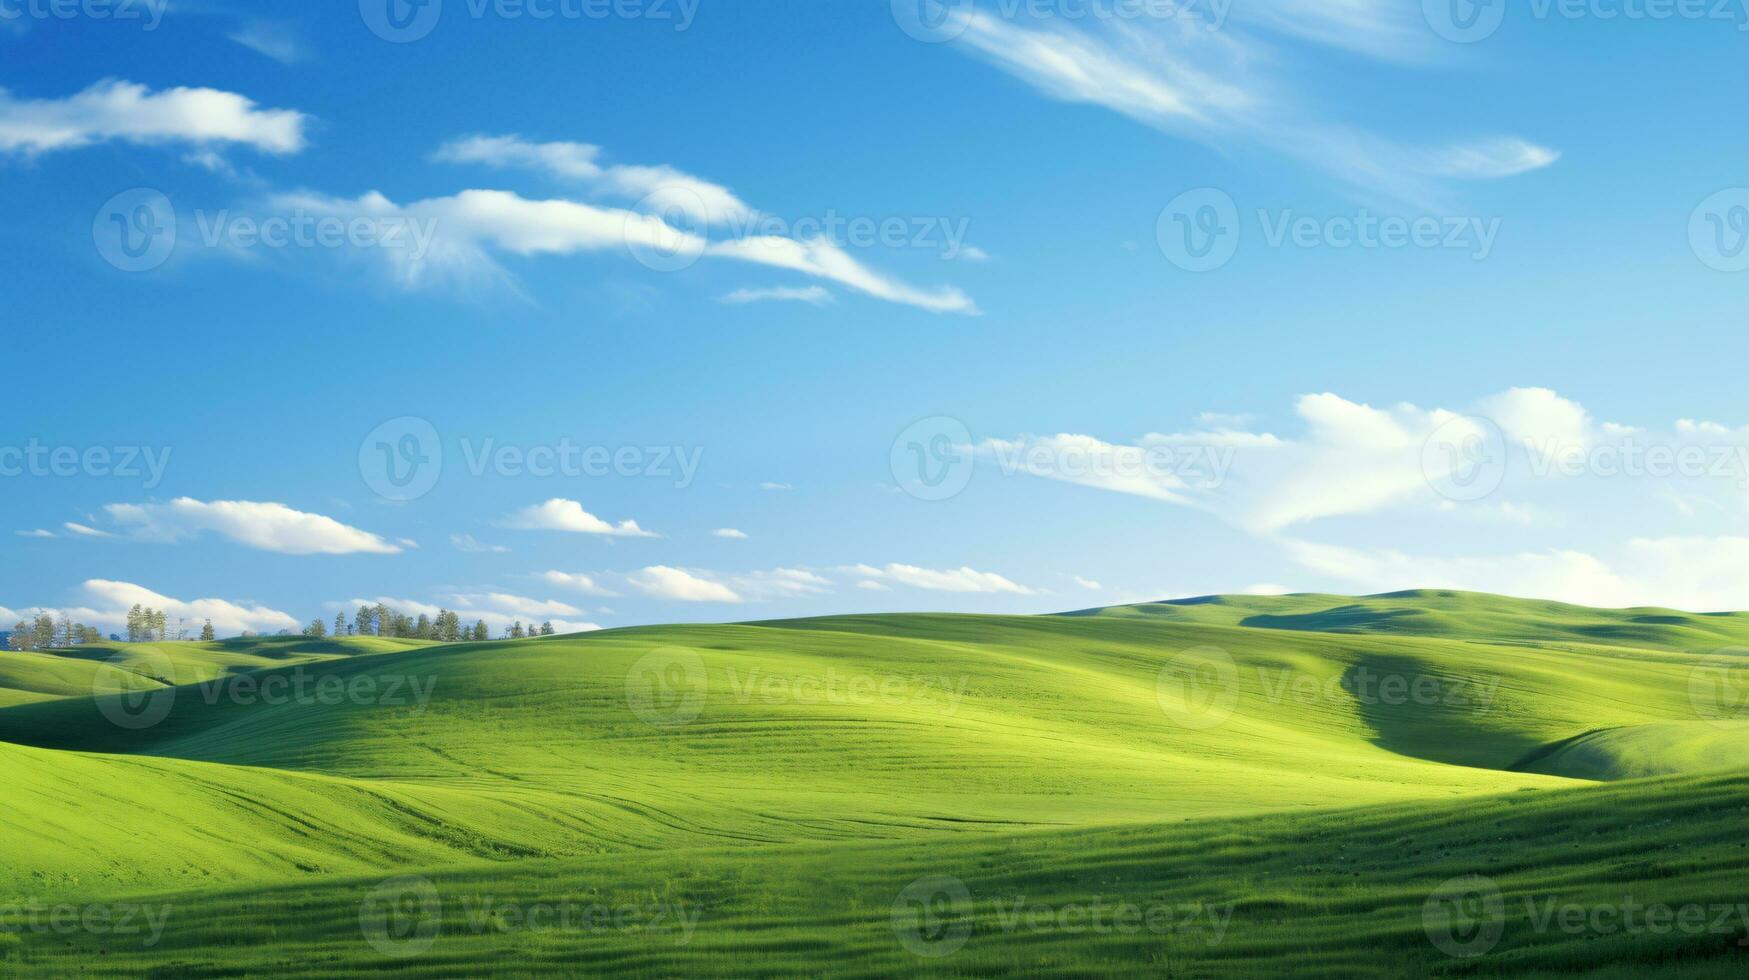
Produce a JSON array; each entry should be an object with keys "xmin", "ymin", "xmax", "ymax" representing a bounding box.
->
[
  {"xmin": 0, "ymin": 592, "xmax": 1744, "ymax": 976},
  {"xmin": 10, "ymin": 771, "xmax": 1749, "ymax": 978}
]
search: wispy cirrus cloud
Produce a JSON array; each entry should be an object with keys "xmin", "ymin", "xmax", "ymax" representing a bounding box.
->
[
  {"xmin": 266, "ymin": 188, "xmax": 977, "ymax": 314},
  {"xmin": 945, "ymin": 9, "xmax": 1557, "ymax": 205}
]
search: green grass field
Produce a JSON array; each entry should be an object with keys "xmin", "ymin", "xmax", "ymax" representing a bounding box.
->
[{"xmin": 2, "ymin": 591, "xmax": 1746, "ymax": 976}]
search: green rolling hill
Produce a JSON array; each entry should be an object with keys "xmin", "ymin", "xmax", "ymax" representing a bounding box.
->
[{"xmin": 1, "ymin": 592, "xmax": 1745, "ymax": 976}]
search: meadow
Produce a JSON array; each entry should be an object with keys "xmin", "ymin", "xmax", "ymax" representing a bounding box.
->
[{"xmin": 1, "ymin": 590, "xmax": 1745, "ymax": 976}]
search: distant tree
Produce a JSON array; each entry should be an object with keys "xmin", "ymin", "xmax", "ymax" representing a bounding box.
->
[
  {"xmin": 539, "ymin": 621, "xmax": 555, "ymax": 636},
  {"xmin": 148, "ymin": 609, "xmax": 167, "ymax": 642},
  {"xmin": 8, "ymin": 620, "xmax": 31, "ymax": 651},
  {"xmin": 354, "ymin": 605, "xmax": 375, "ymax": 637},
  {"xmin": 508, "ymin": 621, "xmax": 525, "ymax": 640},
  {"xmin": 414, "ymin": 614, "xmax": 433, "ymax": 639},
  {"xmin": 304, "ymin": 618, "xmax": 328, "ymax": 638},
  {"xmin": 199, "ymin": 620, "xmax": 216, "ymax": 642},
  {"xmin": 78, "ymin": 625, "xmax": 101, "ymax": 644},
  {"xmin": 472, "ymin": 620, "xmax": 489, "ymax": 641},
  {"xmin": 55, "ymin": 613, "xmax": 76, "ymax": 648},
  {"xmin": 125, "ymin": 604, "xmax": 145, "ymax": 643},
  {"xmin": 32, "ymin": 614, "xmax": 54, "ymax": 650},
  {"xmin": 334, "ymin": 612, "xmax": 347, "ymax": 638},
  {"xmin": 373, "ymin": 603, "xmax": 394, "ymax": 637}
]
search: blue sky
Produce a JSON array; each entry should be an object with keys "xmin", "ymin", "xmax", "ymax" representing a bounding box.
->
[{"xmin": 4, "ymin": 0, "xmax": 1749, "ymax": 634}]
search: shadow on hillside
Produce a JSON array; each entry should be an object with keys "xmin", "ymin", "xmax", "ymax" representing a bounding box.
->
[{"xmin": 1340, "ymin": 652, "xmax": 1543, "ymax": 773}]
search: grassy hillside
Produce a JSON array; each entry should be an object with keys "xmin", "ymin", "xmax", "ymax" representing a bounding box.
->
[{"xmin": 0, "ymin": 592, "xmax": 1744, "ymax": 976}]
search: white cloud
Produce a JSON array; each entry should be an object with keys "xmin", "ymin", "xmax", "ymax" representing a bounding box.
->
[
  {"xmin": 1276, "ymin": 536, "xmax": 1749, "ymax": 612},
  {"xmin": 435, "ymin": 134, "xmax": 754, "ymax": 224},
  {"xmin": 957, "ymin": 246, "xmax": 990, "ymax": 262},
  {"xmin": 344, "ymin": 594, "xmax": 600, "ymax": 634},
  {"xmin": 501, "ymin": 499, "xmax": 656, "ymax": 538},
  {"xmin": 711, "ymin": 528, "xmax": 749, "ymax": 539},
  {"xmin": 15, "ymin": 529, "xmax": 53, "ymax": 538},
  {"xmin": 63, "ymin": 579, "xmax": 300, "ymax": 635},
  {"xmin": 845, "ymin": 563, "xmax": 1033, "ymax": 595},
  {"xmin": 63, "ymin": 522, "xmax": 112, "ymax": 538},
  {"xmin": 0, "ymin": 80, "xmax": 307, "ymax": 156},
  {"xmin": 106, "ymin": 498, "xmax": 400, "ymax": 554},
  {"xmin": 451, "ymin": 533, "xmax": 510, "ymax": 554},
  {"xmin": 228, "ymin": 21, "xmax": 309, "ymax": 65},
  {"xmin": 269, "ymin": 188, "xmax": 974, "ymax": 314},
  {"xmin": 1073, "ymin": 576, "xmax": 1103, "ymax": 590},
  {"xmin": 541, "ymin": 571, "xmax": 619, "ymax": 596},
  {"xmin": 720, "ymin": 285, "xmax": 834, "ymax": 306},
  {"xmin": 760, "ymin": 482, "xmax": 793, "ymax": 491},
  {"xmin": 626, "ymin": 566, "xmax": 743, "ymax": 602},
  {"xmin": 444, "ymin": 592, "xmax": 581, "ymax": 618},
  {"xmin": 948, "ymin": 11, "xmax": 1555, "ymax": 205}
]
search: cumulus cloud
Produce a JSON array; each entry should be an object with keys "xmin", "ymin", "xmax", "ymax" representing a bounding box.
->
[
  {"xmin": 105, "ymin": 498, "xmax": 400, "ymax": 554},
  {"xmin": 501, "ymin": 499, "xmax": 656, "ymax": 537},
  {"xmin": 626, "ymin": 566, "xmax": 743, "ymax": 602},
  {"xmin": 844, "ymin": 563, "xmax": 1033, "ymax": 595},
  {"xmin": 63, "ymin": 522, "xmax": 112, "ymax": 538},
  {"xmin": 711, "ymin": 528, "xmax": 749, "ymax": 539},
  {"xmin": 6, "ymin": 579, "xmax": 301, "ymax": 635},
  {"xmin": 541, "ymin": 571, "xmax": 619, "ymax": 596},
  {"xmin": 0, "ymin": 80, "xmax": 307, "ymax": 156},
  {"xmin": 344, "ymin": 593, "xmax": 600, "ymax": 634}
]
